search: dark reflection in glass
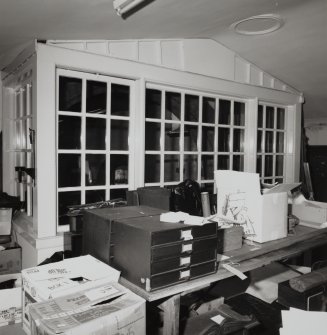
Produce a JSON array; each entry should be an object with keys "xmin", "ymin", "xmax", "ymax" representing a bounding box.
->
[
  {"xmin": 59, "ymin": 115, "xmax": 81, "ymax": 149},
  {"xmin": 145, "ymin": 155, "xmax": 160, "ymax": 183},
  {"xmin": 145, "ymin": 122, "xmax": 161, "ymax": 151},
  {"xmin": 86, "ymin": 118, "xmax": 106, "ymax": 150},
  {"xmin": 264, "ymin": 178, "xmax": 274, "ymax": 184},
  {"xmin": 164, "ymin": 154, "xmax": 180, "ymax": 182},
  {"xmin": 219, "ymin": 100, "xmax": 231, "ymax": 125},
  {"xmin": 184, "ymin": 125, "xmax": 198, "ymax": 151},
  {"xmin": 110, "ymin": 188, "xmax": 127, "ymax": 200},
  {"xmin": 217, "ymin": 155, "xmax": 229, "ymax": 170},
  {"xmin": 276, "ymin": 132, "xmax": 284, "ymax": 153},
  {"xmin": 218, "ymin": 128, "xmax": 230, "ymax": 152},
  {"xmin": 185, "ymin": 95, "xmax": 199, "ymax": 122},
  {"xmin": 165, "ymin": 123, "xmax": 180, "ymax": 151},
  {"xmin": 265, "ymin": 155, "xmax": 273, "ymax": 177},
  {"xmin": 234, "ymin": 102, "xmax": 245, "ymax": 126},
  {"xmin": 58, "ymin": 154, "xmax": 81, "ymax": 187},
  {"xmin": 111, "ymin": 84, "xmax": 130, "ymax": 116},
  {"xmin": 111, "ymin": 120, "xmax": 129, "ymax": 150},
  {"xmin": 275, "ymin": 178, "xmax": 284, "ymax": 184},
  {"xmin": 258, "ymin": 105, "xmax": 263, "ymax": 128},
  {"xmin": 233, "ymin": 129, "xmax": 244, "ymax": 152},
  {"xmin": 233, "ymin": 155, "xmax": 244, "ymax": 171},
  {"xmin": 276, "ymin": 155, "xmax": 284, "ymax": 176},
  {"xmin": 265, "ymin": 131, "xmax": 274, "ymax": 153},
  {"xmin": 146, "ymin": 89, "xmax": 162, "ymax": 119},
  {"xmin": 184, "ymin": 155, "xmax": 197, "ymax": 180},
  {"xmin": 110, "ymin": 154, "xmax": 128, "ymax": 184},
  {"xmin": 58, "ymin": 191, "xmax": 81, "ymax": 225},
  {"xmin": 203, "ymin": 97, "xmax": 216, "ymax": 123},
  {"xmin": 256, "ymin": 155, "xmax": 262, "ymax": 175},
  {"xmin": 86, "ymin": 190, "xmax": 106, "ymax": 203},
  {"xmin": 201, "ymin": 155, "xmax": 214, "ymax": 180},
  {"xmin": 86, "ymin": 81, "xmax": 107, "ymax": 114},
  {"xmin": 266, "ymin": 106, "xmax": 274, "ymax": 128},
  {"xmin": 85, "ymin": 154, "xmax": 106, "ymax": 186},
  {"xmin": 277, "ymin": 108, "xmax": 285, "ymax": 129},
  {"xmin": 165, "ymin": 92, "xmax": 181, "ymax": 120},
  {"xmin": 59, "ymin": 77, "xmax": 82, "ymax": 112},
  {"xmin": 257, "ymin": 130, "xmax": 262, "ymax": 153},
  {"xmin": 202, "ymin": 126, "xmax": 214, "ymax": 152}
]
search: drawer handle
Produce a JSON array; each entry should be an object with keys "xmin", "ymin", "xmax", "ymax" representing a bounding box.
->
[
  {"xmin": 181, "ymin": 229, "xmax": 193, "ymax": 241},
  {"xmin": 182, "ymin": 243, "xmax": 193, "ymax": 253},
  {"xmin": 179, "ymin": 269, "xmax": 190, "ymax": 279},
  {"xmin": 180, "ymin": 256, "xmax": 191, "ymax": 266}
]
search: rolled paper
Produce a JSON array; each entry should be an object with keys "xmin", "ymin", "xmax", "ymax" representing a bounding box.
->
[{"xmin": 289, "ymin": 267, "xmax": 327, "ymax": 292}]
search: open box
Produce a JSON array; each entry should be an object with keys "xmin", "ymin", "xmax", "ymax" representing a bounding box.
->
[{"xmin": 215, "ymin": 171, "xmax": 300, "ymax": 243}]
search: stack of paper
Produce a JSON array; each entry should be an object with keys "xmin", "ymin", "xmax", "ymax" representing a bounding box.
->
[{"xmin": 280, "ymin": 308, "xmax": 327, "ymax": 334}]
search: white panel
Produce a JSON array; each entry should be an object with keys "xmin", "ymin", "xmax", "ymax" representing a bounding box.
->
[
  {"xmin": 235, "ymin": 56, "xmax": 250, "ymax": 83},
  {"xmin": 138, "ymin": 41, "xmax": 160, "ymax": 65},
  {"xmin": 109, "ymin": 41, "xmax": 138, "ymax": 60},
  {"xmin": 161, "ymin": 40, "xmax": 183, "ymax": 69},
  {"xmin": 54, "ymin": 42, "xmax": 85, "ymax": 51},
  {"xmin": 86, "ymin": 42, "xmax": 108, "ymax": 55},
  {"xmin": 183, "ymin": 39, "xmax": 234, "ymax": 80},
  {"xmin": 263, "ymin": 73, "xmax": 274, "ymax": 88},
  {"xmin": 274, "ymin": 79, "xmax": 284, "ymax": 90},
  {"xmin": 250, "ymin": 66, "xmax": 262, "ymax": 86}
]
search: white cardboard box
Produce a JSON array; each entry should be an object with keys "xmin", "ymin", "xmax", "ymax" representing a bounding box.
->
[
  {"xmin": 215, "ymin": 171, "xmax": 299, "ymax": 243},
  {"xmin": 21, "ymin": 255, "xmax": 120, "ymax": 333},
  {"xmin": 0, "ymin": 273, "xmax": 22, "ymax": 327},
  {"xmin": 29, "ymin": 281, "xmax": 145, "ymax": 335}
]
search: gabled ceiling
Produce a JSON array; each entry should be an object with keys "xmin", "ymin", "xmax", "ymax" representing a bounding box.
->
[{"xmin": 0, "ymin": 0, "xmax": 326, "ymax": 118}]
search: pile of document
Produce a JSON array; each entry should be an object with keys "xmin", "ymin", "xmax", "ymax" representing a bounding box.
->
[{"xmin": 280, "ymin": 308, "xmax": 327, "ymax": 335}]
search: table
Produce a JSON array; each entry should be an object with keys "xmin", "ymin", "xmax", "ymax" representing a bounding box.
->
[{"xmin": 120, "ymin": 226, "xmax": 327, "ymax": 334}]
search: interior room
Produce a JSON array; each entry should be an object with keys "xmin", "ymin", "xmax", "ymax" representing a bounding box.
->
[{"xmin": 0, "ymin": 0, "xmax": 327, "ymax": 334}]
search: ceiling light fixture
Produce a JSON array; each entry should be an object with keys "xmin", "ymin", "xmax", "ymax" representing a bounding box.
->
[
  {"xmin": 230, "ymin": 14, "xmax": 284, "ymax": 35},
  {"xmin": 113, "ymin": 0, "xmax": 146, "ymax": 16}
]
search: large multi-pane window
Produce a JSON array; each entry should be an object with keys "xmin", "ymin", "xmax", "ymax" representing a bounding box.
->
[
  {"xmin": 56, "ymin": 69, "xmax": 134, "ymax": 226},
  {"xmin": 144, "ymin": 85, "xmax": 246, "ymax": 191},
  {"xmin": 256, "ymin": 103, "xmax": 286, "ymax": 184}
]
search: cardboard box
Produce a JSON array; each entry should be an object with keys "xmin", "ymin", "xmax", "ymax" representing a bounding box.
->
[
  {"xmin": 215, "ymin": 171, "xmax": 299, "ymax": 243},
  {"xmin": 0, "ymin": 242, "xmax": 22, "ymax": 275},
  {"xmin": 0, "ymin": 273, "xmax": 22, "ymax": 327},
  {"xmin": 21, "ymin": 255, "xmax": 120, "ymax": 333},
  {"xmin": 29, "ymin": 281, "xmax": 145, "ymax": 335}
]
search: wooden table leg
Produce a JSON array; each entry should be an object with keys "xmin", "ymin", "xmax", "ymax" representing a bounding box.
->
[{"xmin": 158, "ymin": 294, "xmax": 181, "ymax": 335}]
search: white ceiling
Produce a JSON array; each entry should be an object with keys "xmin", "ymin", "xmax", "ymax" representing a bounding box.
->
[{"xmin": 0, "ymin": 0, "xmax": 326, "ymax": 118}]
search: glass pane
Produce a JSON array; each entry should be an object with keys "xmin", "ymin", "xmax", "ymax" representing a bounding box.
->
[
  {"xmin": 276, "ymin": 132, "xmax": 284, "ymax": 153},
  {"xmin": 85, "ymin": 190, "xmax": 106, "ymax": 203},
  {"xmin": 111, "ymin": 84, "xmax": 130, "ymax": 116},
  {"xmin": 145, "ymin": 155, "xmax": 160, "ymax": 183},
  {"xmin": 86, "ymin": 80, "xmax": 107, "ymax": 114},
  {"xmin": 165, "ymin": 123, "xmax": 180, "ymax": 151},
  {"xmin": 258, "ymin": 105, "xmax": 263, "ymax": 128},
  {"xmin": 59, "ymin": 76, "xmax": 82, "ymax": 112},
  {"xmin": 58, "ymin": 154, "xmax": 81, "ymax": 187},
  {"xmin": 146, "ymin": 89, "xmax": 161, "ymax": 119},
  {"xmin": 266, "ymin": 106, "xmax": 274, "ymax": 128},
  {"xmin": 277, "ymin": 108, "xmax": 285, "ymax": 129},
  {"xmin": 257, "ymin": 130, "xmax": 262, "ymax": 153},
  {"xmin": 276, "ymin": 155, "xmax": 284, "ymax": 176},
  {"xmin": 165, "ymin": 92, "xmax": 181, "ymax": 120},
  {"xmin": 86, "ymin": 154, "xmax": 106, "ymax": 186},
  {"xmin": 110, "ymin": 154, "xmax": 128, "ymax": 184},
  {"xmin": 59, "ymin": 115, "xmax": 81, "ymax": 150},
  {"xmin": 184, "ymin": 155, "xmax": 198, "ymax": 180},
  {"xmin": 202, "ymin": 126, "xmax": 214, "ymax": 152},
  {"xmin": 218, "ymin": 128, "xmax": 230, "ymax": 152},
  {"xmin": 145, "ymin": 122, "xmax": 161, "ymax": 151},
  {"xmin": 265, "ymin": 131, "xmax": 274, "ymax": 153},
  {"xmin": 234, "ymin": 102, "xmax": 245, "ymax": 126},
  {"xmin": 217, "ymin": 155, "xmax": 230, "ymax": 170},
  {"xmin": 164, "ymin": 154, "xmax": 180, "ymax": 182},
  {"xmin": 203, "ymin": 97, "xmax": 215, "ymax": 123},
  {"xmin": 256, "ymin": 155, "xmax": 262, "ymax": 175},
  {"xmin": 201, "ymin": 155, "xmax": 214, "ymax": 180},
  {"xmin": 264, "ymin": 155, "xmax": 273, "ymax": 177},
  {"xmin": 86, "ymin": 117, "xmax": 106, "ymax": 150},
  {"xmin": 185, "ymin": 94, "xmax": 199, "ymax": 122},
  {"xmin": 233, "ymin": 129, "xmax": 244, "ymax": 152},
  {"xmin": 275, "ymin": 178, "xmax": 284, "ymax": 184},
  {"xmin": 111, "ymin": 120, "xmax": 129, "ymax": 150},
  {"xmin": 110, "ymin": 188, "xmax": 127, "ymax": 200},
  {"xmin": 219, "ymin": 99, "xmax": 231, "ymax": 125},
  {"xmin": 184, "ymin": 125, "xmax": 198, "ymax": 151},
  {"xmin": 233, "ymin": 155, "xmax": 244, "ymax": 171},
  {"xmin": 58, "ymin": 191, "xmax": 81, "ymax": 225}
]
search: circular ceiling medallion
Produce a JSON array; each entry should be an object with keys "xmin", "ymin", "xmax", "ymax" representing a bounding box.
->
[{"xmin": 230, "ymin": 14, "xmax": 284, "ymax": 35}]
